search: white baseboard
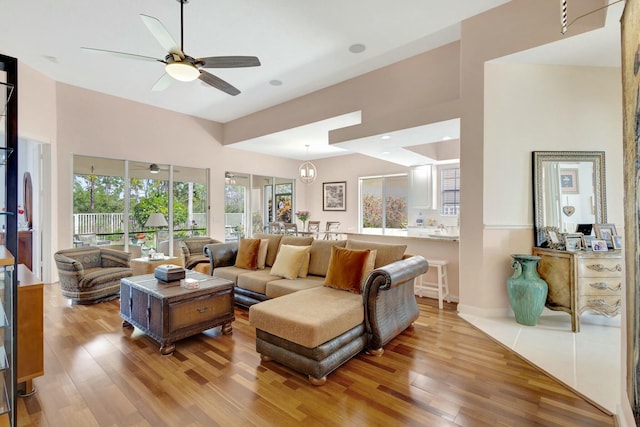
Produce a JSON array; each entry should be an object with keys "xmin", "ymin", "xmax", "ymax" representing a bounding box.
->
[
  {"xmin": 457, "ymin": 303, "xmax": 511, "ymax": 318},
  {"xmin": 414, "ymin": 290, "xmax": 458, "ymax": 303}
]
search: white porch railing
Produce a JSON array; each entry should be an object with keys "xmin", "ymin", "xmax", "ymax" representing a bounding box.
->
[{"xmin": 73, "ymin": 213, "xmax": 207, "ymax": 235}]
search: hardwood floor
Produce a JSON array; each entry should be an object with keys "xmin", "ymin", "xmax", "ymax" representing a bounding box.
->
[{"xmin": 16, "ymin": 283, "xmax": 613, "ymax": 427}]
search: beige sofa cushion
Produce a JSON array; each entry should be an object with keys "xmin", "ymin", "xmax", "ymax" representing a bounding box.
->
[
  {"xmin": 308, "ymin": 239, "xmax": 347, "ymax": 277},
  {"xmin": 237, "ymin": 269, "xmax": 280, "ymax": 294},
  {"xmin": 345, "ymin": 240, "xmax": 406, "ymax": 269},
  {"xmin": 265, "ymin": 276, "xmax": 324, "ymax": 299},
  {"xmin": 212, "ymin": 265, "xmax": 251, "ymax": 285},
  {"xmin": 254, "ymin": 233, "xmax": 283, "ymax": 267},
  {"xmin": 249, "ymin": 286, "xmax": 364, "ymax": 348},
  {"xmin": 279, "ymin": 235, "xmax": 314, "ymax": 249}
]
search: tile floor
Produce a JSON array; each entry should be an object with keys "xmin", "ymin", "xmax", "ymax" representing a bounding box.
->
[{"xmin": 459, "ymin": 309, "xmax": 621, "ymax": 414}]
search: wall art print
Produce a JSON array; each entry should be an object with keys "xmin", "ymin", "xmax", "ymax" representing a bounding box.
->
[{"xmin": 322, "ymin": 181, "xmax": 346, "ymax": 211}]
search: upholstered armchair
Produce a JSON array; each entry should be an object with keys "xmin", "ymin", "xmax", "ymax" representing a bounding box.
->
[
  {"xmin": 179, "ymin": 237, "xmax": 221, "ymax": 270},
  {"xmin": 54, "ymin": 246, "xmax": 133, "ymax": 304}
]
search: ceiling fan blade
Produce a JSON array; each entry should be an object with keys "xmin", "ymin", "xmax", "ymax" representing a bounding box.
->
[
  {"xmin": 198, "ymin": 56, "xmax": 261, "ymax": 68},
  {"xmin": 151, "ymin": 73, "xmax": 173, "ymax": 92},
  {"xmin": 198, "ymin": 71, "xmax": 240, "ymax": 96},
  {"xmin": 140, "ymin": 14, "xmax": 182, "ymax": 56},
  {"xmin": 81, "ymin": 47, "xmax": 163, "ymax": 63}
]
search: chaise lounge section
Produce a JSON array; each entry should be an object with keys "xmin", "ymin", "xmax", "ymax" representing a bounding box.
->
[{"xmin": 204, "ymin": 234, "xmax": 428, "ymax": 384}]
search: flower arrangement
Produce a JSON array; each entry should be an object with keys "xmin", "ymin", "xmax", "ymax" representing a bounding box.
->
[{"xmin": 295, "ymin": 210, "xmax": 310, "ymax": 222}]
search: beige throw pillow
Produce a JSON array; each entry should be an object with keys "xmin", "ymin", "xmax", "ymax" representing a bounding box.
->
[
  {"xmin": 298, "ymin": 247, "xmax": 312, "ymax": 278},
  {"xmin": 361, "ymin": 249, "xmax": 377, "ymax": 286},
  {"xmin": 257, "ymin": 239, "xmax": 269, "ymax": 269},
  {"xmin": 270, "ymin": 244, "xmax": 310, "ymax": 280}
]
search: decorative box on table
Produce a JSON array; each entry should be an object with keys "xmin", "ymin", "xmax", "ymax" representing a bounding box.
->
[{"xmin": 154, "ymin": 264, "xmax": 186, "ymax": 282}]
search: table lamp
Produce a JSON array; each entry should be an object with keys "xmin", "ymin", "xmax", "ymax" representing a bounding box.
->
[{"xmin": 145, "ymin": 213, "xmax": 168, "ymax": 252}]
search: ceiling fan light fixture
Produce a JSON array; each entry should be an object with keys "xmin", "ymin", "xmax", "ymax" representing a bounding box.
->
[
  {"xmin": 149, "ymin": 163, "xmax": 160, "ymax": 174},
  {"xmin": 165, "ymin": 61, "xmax": 200, "ymax": 82}
]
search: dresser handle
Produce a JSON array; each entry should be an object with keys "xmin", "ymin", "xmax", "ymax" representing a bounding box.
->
[
  {"xmin": 586, "ymin": 298, "xmax": 621, "ymax": 310},
  {"xmin": 588, "ymin": 282, "xmax": 622, "ymax": 292},
  {"xmin": 196, "ymin": 306, "xmax": 209, "ymax": 314},
  {"xmin": 587, "ymin": 263, "xmax": 622, "ymax": 273}
]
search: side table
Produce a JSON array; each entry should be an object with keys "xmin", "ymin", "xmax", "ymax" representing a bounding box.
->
[{"xmin": 131, "ymin": 256, "xmax": 182, "ymax": 276}]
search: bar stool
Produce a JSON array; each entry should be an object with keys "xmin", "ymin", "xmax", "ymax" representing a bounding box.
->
[{"xmin": 416, "ymin": 259, "xmax": 450, "ymax": 309}]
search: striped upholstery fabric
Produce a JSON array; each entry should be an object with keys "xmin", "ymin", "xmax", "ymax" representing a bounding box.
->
[
  {"xmin": 179, "ymin": 237, "xmax": 220, "ymax": 269},
  {"xmin": 54, "ymin": 246, "xmax": 133, "ymax": 304}
]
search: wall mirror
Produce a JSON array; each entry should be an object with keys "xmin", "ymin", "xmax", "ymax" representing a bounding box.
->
[{"xmin": 532, "ymin": 151, "xmax": 606, "ymax": 246}]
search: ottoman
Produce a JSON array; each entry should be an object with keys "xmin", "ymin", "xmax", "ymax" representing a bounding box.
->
[{"xmin": 249, "ymin": 286, "xmax": 366, "ymax": 385}]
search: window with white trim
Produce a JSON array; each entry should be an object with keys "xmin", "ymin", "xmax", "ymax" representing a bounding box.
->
[{"xmin": 441, "ymin": 167, "xmax": 460, "ymax": 216}]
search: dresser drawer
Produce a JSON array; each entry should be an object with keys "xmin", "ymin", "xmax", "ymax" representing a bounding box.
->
[
  {"xmin": 579, "ymin": 295, "xmax": 621, "ymax": 316},
  {"xmin": 168, "ymin": 292, "xmax": 233, "ymax": 333},
  {"xmin": 578, "ymin": 278, "xmax": 622, "ymax": 296},
  {"xmin": 577, "ymin": 258, "xmax": 622, "ymax": 278}
]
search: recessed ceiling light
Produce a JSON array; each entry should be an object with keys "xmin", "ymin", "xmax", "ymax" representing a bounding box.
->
[
  {"xmin": 43, "ymin": 55, "xmax": 59, "ymax": 63},
  {"xmin": 381, "ymin": 135, "xmax": 391, "ymax": 140},
  {"xmin": 382, "ymin": 151, "xmax": 391, "ymax": 155},
  {"xmin": 442, "ymin": 136, "xmax": 452, "ymax": 140},
  {"xmin": 349, "ymin": 44, "xmax": 366, "ymax": 54},
  {"xmin": 269, "ymin": 80, "xmax": 283, "ymax": 86}
]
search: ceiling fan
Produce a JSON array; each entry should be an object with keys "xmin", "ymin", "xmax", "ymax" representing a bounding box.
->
[
  {"xmin": 131, "ymin": 163, "xmax": 181, "ymax": 174},
  {"xmin": 81, "ymin": 0, "xmax": 260, "ymax": 96}
]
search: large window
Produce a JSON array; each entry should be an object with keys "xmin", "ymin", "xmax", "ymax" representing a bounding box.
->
[
  {"xmin": 441, "ymin": 167, "xmax": 460, "ymax": 216},
  {"xmin": 224, "ymin": 173, "xmax": 295, "ymax": 241},
  {"xmin": 72, "ymin": 155, "xmax": 208, "ymax": 255},
  {"xmin": 360, "ymin": 174, "xmax": 408, "ymax": 235}
]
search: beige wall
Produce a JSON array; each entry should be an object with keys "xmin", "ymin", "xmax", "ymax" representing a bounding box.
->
[
  {"xmin": 224, "ymin": 42, "xmax": 462, "ymax": 145},
  {"xmin": 484, "ymin": 63, "xmax": 622, "ymax": 227},
  {"xmin": 457, "ymin": 0, "xmax": 608, "ymax": 316}
]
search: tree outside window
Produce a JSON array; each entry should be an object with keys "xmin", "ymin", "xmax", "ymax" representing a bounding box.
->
[{"xmin": 360, "ymin": 175, "xmax": 408, "ymax": 235}]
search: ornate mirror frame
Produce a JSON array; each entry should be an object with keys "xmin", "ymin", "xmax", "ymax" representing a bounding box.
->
[{"xmin": 532, "ymin": 151, "xmax": 607, "ymax": 247}]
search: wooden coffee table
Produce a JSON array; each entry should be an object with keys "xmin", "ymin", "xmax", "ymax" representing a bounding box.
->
[
  {"xmin": 131, "ymin": 256, "xmax": 182, "ymax": 276},
  {"xmin": 120, "ymin": 271, "xmax": 234, "ymax": 355}
]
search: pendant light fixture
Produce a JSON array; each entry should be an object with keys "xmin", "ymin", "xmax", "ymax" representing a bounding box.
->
[{"xmin": 298, "ymin": 145, "xmax": 317, "ymax": 184}]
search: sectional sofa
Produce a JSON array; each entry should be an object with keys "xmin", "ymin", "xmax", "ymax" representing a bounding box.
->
[{"xmin": 204, "ymin": 233, "xmax": 428, "ymax": 385}]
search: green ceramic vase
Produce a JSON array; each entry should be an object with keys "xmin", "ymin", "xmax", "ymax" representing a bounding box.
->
[{"xmin": 507, "ymin": 254, "xmax": 548, "ymax": 326}]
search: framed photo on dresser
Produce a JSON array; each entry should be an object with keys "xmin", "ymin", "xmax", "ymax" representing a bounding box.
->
[
  {"xmin": 612, "ymin": 235, "xmax": 623, "ymax": 250},
  {"xmin": 594, "ymin": 223, "xmax": 617, "ymax": 248},
  {"xmin": 564, "ymin": 233, "xmax": 583, "ymax": 251}
]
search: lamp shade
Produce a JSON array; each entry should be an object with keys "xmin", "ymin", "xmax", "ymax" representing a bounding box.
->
[{"xmin": 145, "ymin": 213, "xmax": 168, "ymax": 228}]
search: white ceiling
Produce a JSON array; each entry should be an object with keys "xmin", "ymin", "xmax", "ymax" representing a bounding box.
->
[{"xmin": 1, "ymin": 1, "xmax": 623, "ymax": 165}]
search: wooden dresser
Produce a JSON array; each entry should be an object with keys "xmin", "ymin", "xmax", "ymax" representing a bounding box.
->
[
  {"xmin": 532, "ymin": 247, "xmax": 622, "ymax": 332},
  {"xmin": 16, "ymin": 264, "xmax": 43, "ymax": 395}
]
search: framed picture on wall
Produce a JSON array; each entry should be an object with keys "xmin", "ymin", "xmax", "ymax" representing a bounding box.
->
[
  {"xmin": 560, "ymin": 169, "xmax": 579, "ymax": 194},
  {"xmin": 323, "ymin": 181, "xmax": 346, "ymax": 211}
]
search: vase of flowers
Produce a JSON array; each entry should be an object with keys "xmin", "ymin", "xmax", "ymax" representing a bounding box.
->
[{"xmin": 295, "ymin": 210, "xmax": 310, "ymax": 231}]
